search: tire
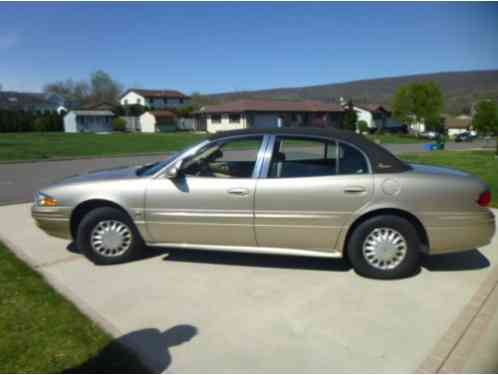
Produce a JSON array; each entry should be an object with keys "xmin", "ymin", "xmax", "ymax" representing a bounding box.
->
[
  {"xmin": 347, "ymin": 215, "xmax": 421, "ymax": 279},
  {"xmin": 76, "ymin": 207, "xmax": 145, "ymax": 265}
]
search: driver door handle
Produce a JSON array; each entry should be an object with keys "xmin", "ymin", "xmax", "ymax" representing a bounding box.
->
[
  {"xmin": 344, "ymin": 186, "xmax": 366, "ymax": 194},
  {"xmin": 227, "ymin": 188, "xmax": 249, "ymax": 196}
]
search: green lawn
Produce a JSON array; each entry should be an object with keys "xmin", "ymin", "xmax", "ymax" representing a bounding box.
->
[
  {"xmin": 0, "ymin": 132, "xmax": 430, "ymax": 162},
  {"xmin": 0, "ymin": 132, "xmax": 205, "ymax": 161},
  {"xmin": 400, "ymin": 150, "xmax": 498, "ymax": 208},
  {"xmin": 0, "ymin": 241, "xmax": 148, "ymax": 373}
]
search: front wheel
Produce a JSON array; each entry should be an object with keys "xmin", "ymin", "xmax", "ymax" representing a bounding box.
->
[
  {"xmin": 77, "ymin": 207, "xmax": 145, "ymax": 265},
  {"xmin": 347, "ymin": 215, "xmax": 421, "ymax": 279}
]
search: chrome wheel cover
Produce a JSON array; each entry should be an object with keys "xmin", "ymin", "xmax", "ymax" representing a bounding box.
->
[
  {"xmin": 362, "ymin": 227, "xmax": 407, "ymax": 270},
  {"xmin": 90, "ymin": 220, "xmax": 132, "ymax": 257}
]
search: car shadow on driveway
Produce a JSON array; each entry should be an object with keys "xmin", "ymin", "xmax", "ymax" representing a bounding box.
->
[
  {"xmin": 160, "ymin": 248, "xmax": 352, "ymax": 272},
  {"xmin": 64, "ymin": 324, "xmax": 198, "ymax": 374},
  {"xmin": 422, "ymin": 249, "xmax": 490, "ymax": 272}
]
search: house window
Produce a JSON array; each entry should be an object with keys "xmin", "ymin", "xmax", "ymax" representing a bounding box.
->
[
  {"xmin": 179, "ymin": 98, "xmax": 184, "ymax": 104},
  {"xmin": 163, "ymin": 98, "xmax": 168, "ymax": 105},
  {"xmin": 229, "ymin": 114, "xmax": 241, "ymax": 124},
  {"xmin": 211, "ymin": 115, "xmax": 221, "ymax": 124},
  {"xmin": 137, "ymin": 98, "xmax": 142, "ymax": 105}
]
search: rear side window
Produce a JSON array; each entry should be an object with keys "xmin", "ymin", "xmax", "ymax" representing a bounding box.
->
[
  {"xmin": 338, "ymin": 142, "xmax": 369, "ymax": 175},
  {"xmin": 268, "ymin": 137, "xmax": 338, "ymax": 178}
]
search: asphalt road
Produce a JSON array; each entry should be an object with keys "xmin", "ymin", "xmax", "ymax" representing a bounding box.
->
[{"xmin": 0, "ymin": 140, "xmax": 493, "ymax": 205}]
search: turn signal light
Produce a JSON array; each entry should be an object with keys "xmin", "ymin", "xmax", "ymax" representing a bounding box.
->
[{"xmin": 478, "ymin": 191, "xmax": 491, "ymax": 207}]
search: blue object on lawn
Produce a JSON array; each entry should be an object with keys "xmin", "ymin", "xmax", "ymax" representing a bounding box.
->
[
  {"xmin": 423, "ymin": 143, "xmax": 433, "ymax": 151},
  {"xmin": 423, "ymin": 143, "xmax": 445, "ymax": 151}
]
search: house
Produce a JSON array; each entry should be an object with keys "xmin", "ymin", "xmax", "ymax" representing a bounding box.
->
[
  {"xmin": 120, "ymin": 89, "xmax": 191, "ymax": 109},
  {"xmin": 0, "ymin": 91, "xmax": 68, "ymax": 114},
  {"xmin": 443, "ymin": 114, "xmax": 474, "ymax": 137},
  {"xmin": 346, "ymin": 103, "xmax": 405, "ymax": 133},
  {"xmin": 63, "ymin": 110, "xmax": 114, "ymax": 133},
  {"xmin": 124, "ymin": 110, "xmax": 196, "ymax": 133},
  {"xmin": 195, "ymin": 99, "xmax": 344, "ymax": 133}
]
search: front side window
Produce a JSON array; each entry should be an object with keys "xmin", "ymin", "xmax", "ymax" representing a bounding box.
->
[
  {"xmin": 268, "ymin": 137, "xmax": 338, "ymax": 178},
  {"xmin": 211, "ymin": 115, "xmax": 221, "ymax": 124},
  {"xmin": 182, "ymin": 136, "xmax": 263, "ymax": 178}
]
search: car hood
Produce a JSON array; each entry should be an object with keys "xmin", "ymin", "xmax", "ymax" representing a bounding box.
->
[
  {"xmin": 408, "ymin": 163, "xmax": 471, "ymax": 177},
  {"xmin": 58, "ymin": 165, "xmax": 140, "ymax": 185}
]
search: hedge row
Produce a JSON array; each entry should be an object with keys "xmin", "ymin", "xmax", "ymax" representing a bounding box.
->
[{"xmin": 0, "ymin": 110, "xmax": 64, "ymax": 132}]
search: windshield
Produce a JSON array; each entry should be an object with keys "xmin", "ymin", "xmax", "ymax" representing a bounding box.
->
[
  {"xmin": 135, "ymin": 139, "xmax": 209, "ymax": 177},
  {"xmin": 136, "ymin": 154, "xmax": 178, "ymax": 176}
]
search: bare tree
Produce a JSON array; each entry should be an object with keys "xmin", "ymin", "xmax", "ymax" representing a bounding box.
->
[
  {"xmin": 44, "ymin": 70, "xmax": 123, "ymax": 106},
  {"xmin": 88, "ymin": 70, "xmax": 122, "ymax": 104}
]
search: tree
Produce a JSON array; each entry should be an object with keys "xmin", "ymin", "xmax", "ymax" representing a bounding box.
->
[
  {"xmin": 357, "ymin": 120, "xmax": 369, "ymax": 134},
  {"xmin": 473, "ymin": 99, "xmax": 498, "ymax": 155},
  {"xmin": 473, "ymin": 99, "xmax": 498, "ymax": 135},
  {"xmin": 392, "ymin": 81, "xmax": 444, "ymax": 131},
  {"xmin": 341, "ymin": 100, "xmax": 357, "ymax": 131},
  {"xmin": 44, "ymin": 79, "xmax": 90, "ymax": 105},
  {"xmin": 89, "ymin": 70, "xmax": 122, "ymax": 105},
  {"xmin": 112, "ymin": 117, "xmax": 127, "ymax": 132},
  {"xmin": 43, "ymin": 70, "xmax": 122, "ymax": 106}
]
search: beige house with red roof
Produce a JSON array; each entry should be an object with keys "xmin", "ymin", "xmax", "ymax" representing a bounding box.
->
[
  {"xmin": 196, "ymin": 99, "xmax": 344, "ymax": 133},
  {"xmin": 120, "ymin": 89, "xmax": 191, "ymax": 109}
]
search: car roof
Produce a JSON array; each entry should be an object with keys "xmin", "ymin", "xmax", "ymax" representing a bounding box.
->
[{"xmin": 208, "ymin": 128, "xmax": 411, "ymax": 174}]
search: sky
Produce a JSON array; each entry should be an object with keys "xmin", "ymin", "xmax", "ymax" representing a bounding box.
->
[{"xmin": 1, "ymin": 2, "xmax": 497, "ymax": 94}]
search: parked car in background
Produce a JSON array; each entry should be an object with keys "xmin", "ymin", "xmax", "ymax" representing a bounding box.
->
[
  {"xmin": 32, "ymin": 128, "xmax": 495, "ymax": 279},
  {"xmin": 420, "ymin": 131, "xmax": 440, "ymax": 140},
  {"xmin": 455, "ymin": 131, "xmax": 478, "ymax": 142}
]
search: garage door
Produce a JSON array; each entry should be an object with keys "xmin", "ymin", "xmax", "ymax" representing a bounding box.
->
[{"xmin": 253, "ymin": 114, "xmax": 279, "ymax": 129}]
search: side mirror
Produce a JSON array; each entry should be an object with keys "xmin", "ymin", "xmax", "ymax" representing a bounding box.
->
[{"xmin": 165, "ymin": 159, "xmax": 183, "ymax": 179}]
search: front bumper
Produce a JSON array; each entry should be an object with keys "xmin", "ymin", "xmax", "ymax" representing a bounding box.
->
[{"xmin": 31, "ymin": 205, "xmax": 72, "ymax": 240}]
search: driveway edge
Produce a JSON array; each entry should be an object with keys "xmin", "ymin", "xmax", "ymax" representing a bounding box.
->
[
  {"xmin": 416, "ymin": 263, "xmax": 498, "ymax": 373},
  {"xmin": 0, "ymin": 233, "xmax": 123, "ymax": 338}
]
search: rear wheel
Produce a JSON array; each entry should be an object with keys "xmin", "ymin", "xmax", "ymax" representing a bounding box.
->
[
  {"xmin": 347, "ymin": 215, "xmax": 421, "ymax": 279},
  {"xmin": 77, "ymin": 207, "xmax": 144, "ymax": 265}
]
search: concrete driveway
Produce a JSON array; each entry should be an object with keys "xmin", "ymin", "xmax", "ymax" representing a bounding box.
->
[{"xmin": 1, "ymin": 203, "xmax": 497, "ymax": 372}]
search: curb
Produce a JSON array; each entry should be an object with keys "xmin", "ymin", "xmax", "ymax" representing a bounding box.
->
[{"xmin": 416, "ymin": 264, "xmax": 498, "ymax": 373}]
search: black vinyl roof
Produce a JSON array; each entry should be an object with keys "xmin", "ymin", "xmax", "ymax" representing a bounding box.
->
[{"xmin": 209, "ymin": 128, "xmax": 411, "ymax": 174}]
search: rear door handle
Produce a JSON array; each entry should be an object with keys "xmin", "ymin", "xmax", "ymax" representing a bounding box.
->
[
  {"xmin": 344, "ymin": 186, "xmax": 367, "ymax": 194},
  {"xmin": 227, "ymin": 188, "xmax": 249, "ymax": 196}
]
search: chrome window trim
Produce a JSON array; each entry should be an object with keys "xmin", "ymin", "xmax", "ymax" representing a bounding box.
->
[
  {"xmin": 257, "ymin": 133, "xmax": 372, "ymax": 178},
  {"xmin": 154, "ymin": 131, "xmax": 372, "ymax": 179}
]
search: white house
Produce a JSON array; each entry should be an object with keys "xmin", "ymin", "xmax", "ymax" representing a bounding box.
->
[
  {"xmin": 353, "ymin": 106, "xmax": 375, "ymax": 129},
  {"xmin": 64, "ymin": 110, "xmax": 114, "ymax": 133},
  {"xmin": 120, "ymin": 89, "xmax": 191, "ymax": 110},
  {"xmin": 444, "ymin": 114, "xmax": 474, "ymax": 137}
]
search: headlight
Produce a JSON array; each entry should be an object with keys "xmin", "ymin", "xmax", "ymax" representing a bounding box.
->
[{"xmin": 35, "ymin": 192, "xmax": 59, "ymax": 207}]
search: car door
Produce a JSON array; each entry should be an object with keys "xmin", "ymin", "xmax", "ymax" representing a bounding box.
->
[
  {"xmin": 254, "ymin": 135, "xmax": 374, "ymax": 252},
  {"xmin": 144, "ymin": 135, "xmax": 266, "ymax": 247}
]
